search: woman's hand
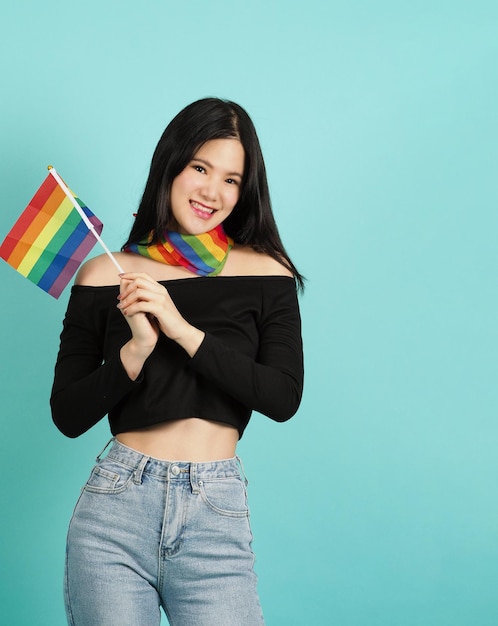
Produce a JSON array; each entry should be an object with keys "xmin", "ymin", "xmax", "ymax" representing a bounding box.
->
[{"xmin": 117, "ymin": 273, "xmax": 205, "ymax": 358}]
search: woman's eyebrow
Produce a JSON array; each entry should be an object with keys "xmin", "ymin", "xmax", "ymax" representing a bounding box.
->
[{"xmin": 191, "ymin": 157, "xmax": 243, "ymax": 178}]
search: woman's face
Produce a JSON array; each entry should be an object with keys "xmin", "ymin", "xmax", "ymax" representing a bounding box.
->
[{"xmin": 169, "ymin": 138, "xmax": 245, "ymax": 235}]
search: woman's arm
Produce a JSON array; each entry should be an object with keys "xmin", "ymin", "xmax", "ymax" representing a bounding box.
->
[
  {"xmin": 50, "ymin": 288, "xmax": 144, "ymax": 437},
  {"xmin": 188, "ymin": 280, "xmax": 304, "ymax": 421}
]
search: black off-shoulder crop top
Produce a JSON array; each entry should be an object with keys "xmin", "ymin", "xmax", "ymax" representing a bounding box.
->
[{"xmin": 50, "ymin": 276, "xmax": 304, "ymax": 439}]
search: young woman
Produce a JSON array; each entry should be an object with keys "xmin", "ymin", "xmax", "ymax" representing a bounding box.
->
[{"xmin": 51, "ymin": 97, "xmax": 304, "ymax": 626}]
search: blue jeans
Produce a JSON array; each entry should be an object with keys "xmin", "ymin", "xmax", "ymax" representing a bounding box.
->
[{"xmin": 64, "ymin": 439, "xmax": 265, "ymax": 625}]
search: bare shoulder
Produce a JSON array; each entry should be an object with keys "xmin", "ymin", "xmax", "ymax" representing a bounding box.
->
[
  {"xmin": 223, "ymin": 245, "xmax": 293, "ymax": 277},
  {"xmin": 76, "ymin": 252, "xmax": 205, "ymax": 286},
  {"xmin": 75, "ymin": 253, "xmax": 130, "ymax": 286}
]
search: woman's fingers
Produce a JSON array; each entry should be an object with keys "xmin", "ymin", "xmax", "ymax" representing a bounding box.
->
[
  {"xmin": 118, "ymin": 287, "xmax": 170, "ymax": 316},
  {"xmin": 118, "ymin": 295, "xmax": 158, "ymax": 317},
  {"xmin": 118, "ymin": 273, "xmax": 168, "ymax": 311},
  {"xmin": 119, "ymin": 273, "xmax": 164, "ymax": 300},
  {"xmin": 119, "ymin": 272, "xmax": 160, "ymax": 288},
  {"xmin": 117, "ymin": 272, "xmax": 193, "ymax": 344}
]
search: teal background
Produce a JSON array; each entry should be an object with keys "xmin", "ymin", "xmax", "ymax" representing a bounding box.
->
[{"xmin": 1, "ymin": 1, "xmax": 497, "ymax": 624}]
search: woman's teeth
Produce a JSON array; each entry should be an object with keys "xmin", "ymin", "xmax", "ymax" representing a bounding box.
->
[{"xmin": 191, "ymin": 201, "xmax": 214, "ymax": 215}]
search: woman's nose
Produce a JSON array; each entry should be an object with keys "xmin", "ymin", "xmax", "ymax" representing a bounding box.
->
[{"xmin": 199, "ymin": 179, "xmax": 218, "ymax": 202}]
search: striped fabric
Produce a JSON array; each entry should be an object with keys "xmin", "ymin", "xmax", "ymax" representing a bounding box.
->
[
  {"xmin": 0, "ymin": 172, "xmax": 103, "ymax": 298},
  {"xmin": 125, "ymin": 224, "xmax": 233, "ymax": 277}
]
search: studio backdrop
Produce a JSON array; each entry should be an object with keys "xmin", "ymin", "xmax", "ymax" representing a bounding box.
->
[{"xmin": 1, "ymin": 1, "xmax": 497, "ymax": 625}]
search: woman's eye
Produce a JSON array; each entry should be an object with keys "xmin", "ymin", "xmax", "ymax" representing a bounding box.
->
[
  {"xmin": 193, "ymin": 165, "xmax": 205, "ymax": 173},
  {"xmin": 226, "ymin": 178, "xmax": 238, "ymax": 185}
]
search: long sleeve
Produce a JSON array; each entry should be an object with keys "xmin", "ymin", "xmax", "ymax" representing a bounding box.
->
[
  {"xmin": 50, "ymin": 288, "xmax": 142, "ymax": 438},
  {"xmin": 188, "ymin": 279, "xmax": 303, "ymax": 421}
]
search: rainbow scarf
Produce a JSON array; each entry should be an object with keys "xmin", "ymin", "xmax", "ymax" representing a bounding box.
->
[{"xmin": 125, "ymin": 224, "xmax": 233, "ymax": 277}]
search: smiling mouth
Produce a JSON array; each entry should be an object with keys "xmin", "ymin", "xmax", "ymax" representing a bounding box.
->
[{"xmin": 190, "ymin": 200, "xmax": 216, "ymax": 217}]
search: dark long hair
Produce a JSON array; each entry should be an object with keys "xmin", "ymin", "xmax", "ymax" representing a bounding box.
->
[{"xmin": 122, "ymin": 97, "xmax": 304, "ymax": 290}]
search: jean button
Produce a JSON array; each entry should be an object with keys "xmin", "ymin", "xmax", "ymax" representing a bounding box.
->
[{"xmin": 171, "ymin": 465, "xmax": 180, "ymax": 476}]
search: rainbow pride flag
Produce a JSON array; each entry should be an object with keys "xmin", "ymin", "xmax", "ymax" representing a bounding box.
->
[{"xmin": 0, "ymin": 170, "xmax": 103, "ymax": 298}]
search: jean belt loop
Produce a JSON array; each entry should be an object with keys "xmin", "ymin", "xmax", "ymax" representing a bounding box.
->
[
  {"xmin": 95, "ymin": 438, "xmax": 114, "ymax": 463},
  {"xmin": 236, "ymin": 455, "xmax": 249, "ymax": 486},
  {"xmin": 133, "ymin": 455, "xmax": 149, "ymax": 485},
  {"xmin": 189, "ymin": 463, "xmax": 200, "ymax": 495}
]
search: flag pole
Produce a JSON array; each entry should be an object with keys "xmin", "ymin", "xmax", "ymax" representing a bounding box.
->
[{"xmin": 47, "ymin": 166, "xmax": 125, "ymax": 274}]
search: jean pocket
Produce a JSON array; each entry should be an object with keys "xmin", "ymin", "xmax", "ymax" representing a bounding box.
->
[
  {"xmin": 199, "ymin": 476, "xmax": 249, "ymax": 517},
  {"xmin": 83, "ymin": 459, "xmax": 134, "ymax": 494}
]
